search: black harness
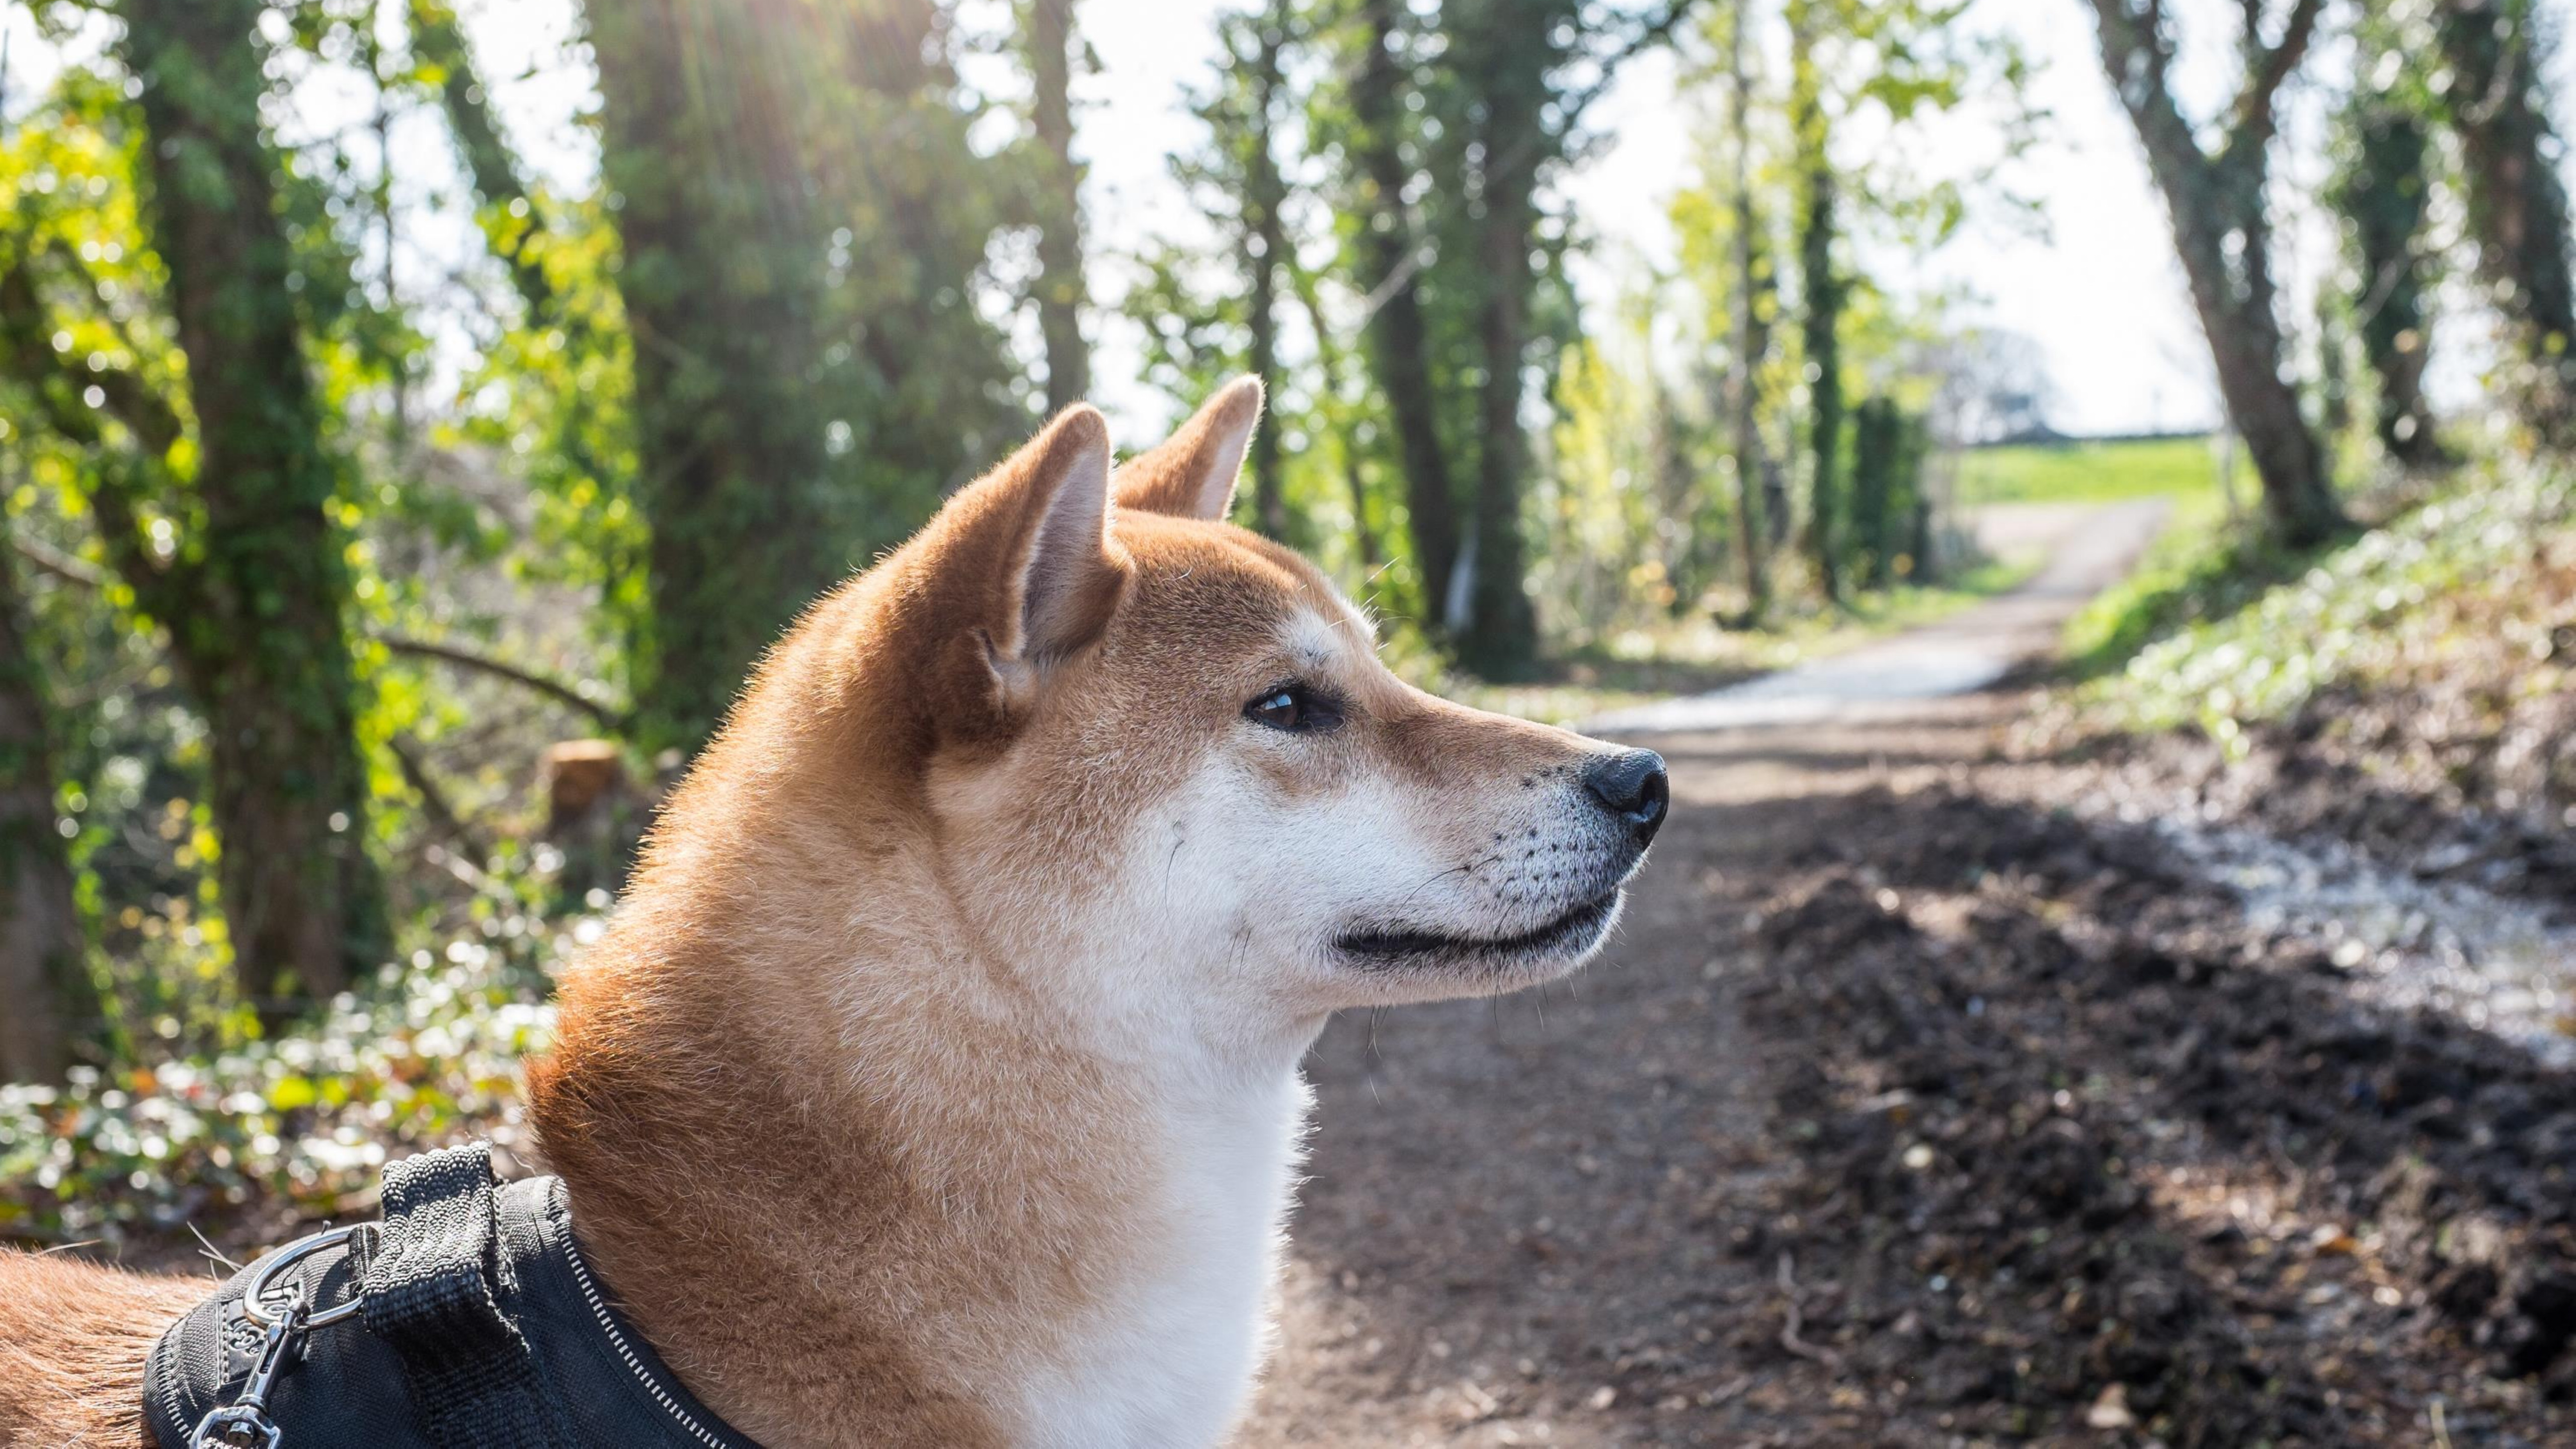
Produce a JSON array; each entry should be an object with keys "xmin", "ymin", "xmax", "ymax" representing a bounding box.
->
[{"xmin": 146, "ymin": 1143, "xmax": 762, "ymax": 1449}]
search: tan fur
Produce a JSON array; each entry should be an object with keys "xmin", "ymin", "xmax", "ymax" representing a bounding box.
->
[
  {"xmin": 0, "ymin": 1252, "xmax": 199, "ymax": 1447},
  {"xmin": 0, "ymin": 387, "xmax": 1641, "ymax": 1448}
]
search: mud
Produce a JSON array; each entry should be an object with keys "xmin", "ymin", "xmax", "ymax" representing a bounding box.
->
[{"xmin": 1732, "ymin": 785, "xmax": 2575, "ymax": 1446}]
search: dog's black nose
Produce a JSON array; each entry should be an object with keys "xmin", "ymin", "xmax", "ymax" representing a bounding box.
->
[{"xmin": 1583, "ymin": 749, "xmax": 1668, "ymax": 846}]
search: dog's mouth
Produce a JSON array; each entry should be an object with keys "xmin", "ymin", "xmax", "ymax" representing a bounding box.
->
[{"xmin": 1333, "ymin": 889, "xmax": 1623, "ymax": 966}]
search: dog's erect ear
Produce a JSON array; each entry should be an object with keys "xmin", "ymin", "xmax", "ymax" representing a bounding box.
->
[
  {"xmin": 998, "ymin": 406, "xmax": 1120, "ymax": 663},
  {"xmin": 930, "ymin": 406, "xmax": 1122, "ymax": 676},
  {"xmin": 1112, "ymin": 375, "xmax": 1264, "ymax": 522}
]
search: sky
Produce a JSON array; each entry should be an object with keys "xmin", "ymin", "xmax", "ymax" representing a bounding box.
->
[{"xmin": 6, "ymin": 0, "xmax": 2573, "ymax": 442}]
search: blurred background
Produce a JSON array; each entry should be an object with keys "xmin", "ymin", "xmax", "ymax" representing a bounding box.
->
[{"xmin": 2, "ymin": 0, "xmax": 2572, "ymax": 1440}]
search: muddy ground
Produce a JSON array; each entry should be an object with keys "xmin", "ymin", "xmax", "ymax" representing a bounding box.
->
[{"xmin": 1243, "ymin": 560, "xmax": 2575, "ymax": 1445}]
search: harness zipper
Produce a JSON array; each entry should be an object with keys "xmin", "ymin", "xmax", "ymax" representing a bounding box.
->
[
  {"xmin": 557, "ymin": 1229, "xmax": 735, "ymax": 1448},
  {"xmin": 155, "ymin": 1321, "xmax": 197, "ymax": 1441}
]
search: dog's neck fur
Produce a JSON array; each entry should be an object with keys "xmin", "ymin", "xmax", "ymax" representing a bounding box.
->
[{"xmin": 526, "ymin": 580, "xmax": 1320, "ymax": 1449}]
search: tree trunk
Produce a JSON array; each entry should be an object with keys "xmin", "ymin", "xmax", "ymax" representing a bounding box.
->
[
  {"xmin": 590, "ymin": 0, "xmax": 840, "ymax": 754},
  {"xmin": 1852, "ymin": 396, "xmax": 1897, "ymax": 587},
  {"xmin": 0, "ymin": 539, "xmax": 94, "ymax": 1083},
  {"xmin": 411, "ymin": 0, "xmax": 551, "ymax": 316},
  {"xmin": 2084, "ymin": 0, "xmax": 2344, "ymax": 547},
  {"xmin": 1287, "ymin": 259, "xmax": 1380, "ymax": 571},
  {"xmin": 1348, "ymin": 0, "xmax": 1460, "ymax": 623},
  {"xmin": 1026, "ymin": 0, "xmax": 1090, "ymax": 412},
  {"xmin": 1246, "ymin": 10, "xmax": 1291, "ymax": 540},
  {"xmin": 1460, "ymin": 59, "xmax": 1542, "ymax": 676},
  {"xmin": 120, "ymin": 0, "xmax": 385, "ymax": 1007},
  {"xmin": 2332, "ymin": 87, "xmax": 2441, "ymax": 465},
  {"xmin": 2437, "ymin": 0, "xmax": 2576, "ymax": 436},
  {"xmin": 1728, "ymin": 0, "xmax": 1772, "ymax": 625},
  {"xmin": 1790, "ymin": 0, "xmax": 1842, "ymax": 601}
]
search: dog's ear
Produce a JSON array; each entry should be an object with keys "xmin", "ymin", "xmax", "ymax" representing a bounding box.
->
[
  {"xmin": 927, "ymin": 406, "xmax": 1123, "ymax": 682},
  {"xmin": 1112, "ymin": 375, "xmax": 1263, "ymax": 522}
]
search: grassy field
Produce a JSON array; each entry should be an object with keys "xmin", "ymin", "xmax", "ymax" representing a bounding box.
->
[
  {"xmin": 1954, "ymin": 434, "xmax": 2249, "ymax": 506},
  {"xmin": 1955, "ymin": 435, "xmax": 2274, "ymax": 682}
]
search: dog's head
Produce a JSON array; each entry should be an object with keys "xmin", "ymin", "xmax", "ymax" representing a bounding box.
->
[{"xmin": 727, "ymin": 379, "xmax": 1665, "ymax": 1036}]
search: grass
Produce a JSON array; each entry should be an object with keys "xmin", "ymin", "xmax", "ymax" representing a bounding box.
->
[
  {"xmin": 2059, "ymin": 488, "xmax": 2318, "ymax": 682},
  {"xmin": 1946, "ymin": 433, "xmax": 2295, "ymax": 687},
  {"xmin": 1408, "ymin": 554, "xmax": 2035, "ymax": 726},
  {"xmin": 2065, "ymin": 456, "xmax": 2573, "ymax": 752},
  {"xmin": 1955, "ymin": 435, "xmax": 2250, "ymax": 507}
]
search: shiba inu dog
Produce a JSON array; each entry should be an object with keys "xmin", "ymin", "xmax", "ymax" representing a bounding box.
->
[{"xmin": 0, "ymin": 379, "xmax": 1667, "ymax": 1448}]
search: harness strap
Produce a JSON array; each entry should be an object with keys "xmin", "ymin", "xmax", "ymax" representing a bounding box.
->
[{"xmin": 359, "ymin": 1144, "xmax": 566, "ymax": 1449}]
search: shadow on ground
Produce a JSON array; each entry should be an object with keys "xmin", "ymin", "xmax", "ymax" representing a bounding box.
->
[{"xmin": 1243, "ymin": 727, "xmax": 2574, "ymax": 1448}]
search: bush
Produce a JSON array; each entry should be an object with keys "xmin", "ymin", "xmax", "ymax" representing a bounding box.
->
[{"xmin": 0, "ymin": 900, "xmax": 589, "ymax": 1244}]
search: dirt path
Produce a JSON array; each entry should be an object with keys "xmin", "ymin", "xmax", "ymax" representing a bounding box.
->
[{"xmin": 1241, "ymin": 503, "xmax": 2576, "ymax": 1447}]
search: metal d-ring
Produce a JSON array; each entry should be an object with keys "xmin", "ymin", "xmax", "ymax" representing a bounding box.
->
[{"xmin": 239, "ymin": 1224, "xmax": 370, "ymax": 1329}]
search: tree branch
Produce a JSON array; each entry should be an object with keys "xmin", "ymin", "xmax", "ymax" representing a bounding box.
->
[
  {"xmin": 2229, "ymin": 0, "xmax": 2322, "ymax": 155},
  {"xmin": 374, "ymin": 633, "xmax": 629, "ymax": 731},
  {"xmin": 1346, "ymin": 0, "xmax": 1705, "ymax": 329},
  {"xmin": 9, "ymin": 537, "xmax": 105, "ymax": 590},
  {"xmin": 408, "ymin": 0, "xmax": 554, "ymax": 318},
  {"xmin": 2141, "ymin": 0, "xmax": 2172, "ymax": 111},
  {"xmin": 1561, "ymin": 0, "xmax": 1705, "ymax": 128},
  {"xmin": 41, "ymin": 242, "xmax": 185, "ymax": 455},
  {"xmin": 389, "ymin": 731, "xmax": 490, "ymax": 861},
  {"xmin": 0, "ymin": 550, "xmax": 626, "ymax": 738}
]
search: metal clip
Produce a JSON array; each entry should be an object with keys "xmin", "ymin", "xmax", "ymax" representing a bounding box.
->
[{"xmin": 188, "ymin": 1294, "xmax": 306, "ymax": 1449}]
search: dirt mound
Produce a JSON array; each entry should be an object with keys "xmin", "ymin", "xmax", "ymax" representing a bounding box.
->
[{"xmin": 1733, "ymin": 788, "xmax": 2576, "ymax": 1446}]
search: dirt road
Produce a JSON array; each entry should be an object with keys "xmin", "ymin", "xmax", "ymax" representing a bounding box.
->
[{"xmin": 1241, "ymin": 503, "xmax": 2576, "ymax": 1447}]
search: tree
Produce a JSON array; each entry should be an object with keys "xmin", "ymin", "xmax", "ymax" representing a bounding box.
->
[
  {"xmin": 1780, "ymin": 0, "xmax": 2023, "ymax": 597},
  {"xmin": 1125, "ymin": 1, "xmax": 1298, "ymax": 540},
  {"xmin": 1242, "ymin": 4, "xmax": 1293, "ymax": 539},
  {"xmin": 2084, "ymin": 0, "xmax": 2346, "ymax": 546},
  {"xmin": 1726, "ymin": 0, "xmax": 1775, "ymax": 623},
  {"xmin": 2327, "ymin": 37, "xmax": 2443, "ymax": 466},
  {"xmin": 589, "ymin": 0, "xmax": 1017, "ymax": 753},
  {"xmin": 589, "ymin": 0, "xmax": 846, "ymax": 753},
  {"xmin": 1339, "ymin": 0, "xmax": 1464, "ymax": 621},
  {"xmin": 1432, "ymin": 0, "xmax": 1700, "ymax": 672},
  {"xmin": 1286, "ymin": 255, "xmax": 1384, "ymax": 571},
  {"xmin": 410, "ymin": 0, "xmax": 552, "ymax": 318},
  {"xmin": 2435, "ymin": 0, "xmax": 2576, "ymax": 437},
  {"xmin": 0, "ymin": 536, "xmax": 94, "ymax": 1083},
  {"xmin": 1445, "ymin": 0, "xmax": 1559, "ymax": 672},
  {"xmin": 1849, "ymin": 394, "xmax": 1929, "ymax": 586},
  {"xmin": 1022, "ymin": 0, "xmax": 1091, "ymax": 412},
  {"xmin": 1788, "ymin": 0, "xmax": 1842, "ymax": 601},
  {"xmin": 1924, "ymin": 328, "xmax": 2059, "ymax": 443},
  {"xmin": 26, "ymin": 0, "xmax": 391, "ymax": 1010}
]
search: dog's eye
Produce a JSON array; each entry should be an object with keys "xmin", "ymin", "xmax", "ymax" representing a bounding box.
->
[{"xmin": 1244, "ymin": 684, "xmax": 1341, "ymax": 734}]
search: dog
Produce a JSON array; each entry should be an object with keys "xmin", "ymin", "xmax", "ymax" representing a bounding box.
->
[{"xmin": 0, "ymin": 378, "xmax": 1668, "ymax": 1447}]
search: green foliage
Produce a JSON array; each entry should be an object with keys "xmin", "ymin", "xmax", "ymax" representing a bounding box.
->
[
  {"xmin": 1659, "ymin": 0, "xmax": 2034, "ymax": 619},
  {"xmin": 2324, "ymin": 14, "xmax": 2445, "ymax": 469},
  {"xmin": 590, "ymin": 0, "xmax": 1024, "ymax": 751},
  {"xmin": 2060, "ymin": 492, "xmax": 2308, "ymax": 683},
  {"xmin": 1123, "ymin": 1, "xmax": 1306, "ymax": 542},
  {"xmin": 2067, "ymin": 459, "xmax": 2573, "ymax": 750},
  {"xmin": 2431, "ymin": 0, "xmax": 2576, "ymax": 436},
  {"xmin": 0, "ymin": 875, "xmax": 579, "ymax": 1241}
]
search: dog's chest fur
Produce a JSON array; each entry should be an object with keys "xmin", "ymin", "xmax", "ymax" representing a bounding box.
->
[{"xmin": 1010, "ymin": 1062, "xmax": 1313, "ymax": 1446}]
